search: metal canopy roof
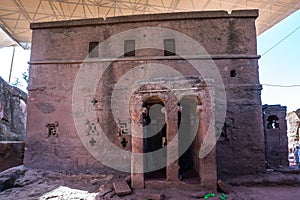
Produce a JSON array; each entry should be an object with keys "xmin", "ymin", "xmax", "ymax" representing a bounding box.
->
[{"xmin": 0, "ymin": 0, "xmax": 299, "ymax": 49}]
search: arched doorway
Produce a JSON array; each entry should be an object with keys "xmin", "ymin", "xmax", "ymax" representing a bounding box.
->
[
  {"xmin": 142, "ymin": 97, "xmax": 167, "ymax": 181},
  {"xmin": 267, "ymin": 115, "xmax": 280, "ymax": 129},
  {"xmin": 178, "ymin": 96, "xmax": 201, "ymax": 184},
  {"xmin": 129, "ymin": 76, "xmax": 217, "ymax": 191}
]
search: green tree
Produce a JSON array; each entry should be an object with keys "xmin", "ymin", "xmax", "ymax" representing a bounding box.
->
[
  {"xmin": 12, "ymin": 77, "xmax": 23, "ymax": 88},
  {"xmin": 22, "ymin": 67, "xmax": 29, "ymax": 83}
]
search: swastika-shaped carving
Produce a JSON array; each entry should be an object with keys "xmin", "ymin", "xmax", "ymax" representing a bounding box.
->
[
  {"xmin": 117, "ymin": 119, "xmax": 131, "ymax": 135},
  {"xmin": 46, "ymin": 121, "xmax": 59, "ymax": 137}
]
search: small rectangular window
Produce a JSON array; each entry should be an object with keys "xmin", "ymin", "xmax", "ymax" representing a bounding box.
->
[
  {"xmin": 124, "ymin": 40, "xmax": 135, "ymax": 57},
  {"xmin": 164, "ymin": 39, "xmax": 176, "ymax": 56},
  {"xmin": 89, "ymin": 42, "xmax": 99, "ymax": 58}
]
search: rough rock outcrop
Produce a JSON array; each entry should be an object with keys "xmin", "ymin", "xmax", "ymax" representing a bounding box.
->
[
  {"xmin": 0, "ymin": 141, "xmax": 25, "ymax": 172},
  {"xmin": 0, "ymin": 76, "xmax": 27, "ymax": 141},
  {"xmin": 0, "ymin": 77, "xmax": 27, "ymax": 171}
]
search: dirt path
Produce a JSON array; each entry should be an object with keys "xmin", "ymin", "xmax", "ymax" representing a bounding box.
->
[
  {"xmin": 0, "ymin": 166, "xmax": 300, "ymax": 200},
  {"xmin": 231, "ymin": 186, "xmax": 300, "ymax": 200}
]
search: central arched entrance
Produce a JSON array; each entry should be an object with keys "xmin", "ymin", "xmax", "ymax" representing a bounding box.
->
[
  {"xmin": 129, "ymin": 76, "xmax": 217, "ymax": 192},
  {"xmin": 178, "ymin": 96, "xmax": 200, "ymax": 184}
]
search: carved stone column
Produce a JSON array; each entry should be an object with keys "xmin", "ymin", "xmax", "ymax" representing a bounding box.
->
[
  {"xmin": 166, "ymin": 104, "xmax": 180, "ymax": 182},
  {"xmin": 198, "ymin": 104, "xmax": 217, "ymax": 192},
  {"xmin": 130, "ymin": 103, "xmax": 145, "ymax": 189}
]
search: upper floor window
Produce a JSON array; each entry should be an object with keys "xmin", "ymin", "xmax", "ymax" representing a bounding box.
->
[
  {"xmin": 88, "ymin": 42, "xmax": 99, "ymax": 58},
  {"xmin": 124, "ymin": 40, "xmax": 135, "ymax": 57},
  {"xmin": 164, "ymin": 39, "xmax": 176, "ymax": 56}
]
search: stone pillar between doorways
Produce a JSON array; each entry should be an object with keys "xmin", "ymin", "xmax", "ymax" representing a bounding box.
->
[
  {"xmin": 166, "ymin": 105, "xmax": 180, "ymax": 182},
  {"xmin": 131, "ymin": 107, "xmax": 145, "ymax": 189},
  {"xmin": 198, "ymin": 104, "xmax": 217, "ymax": 192}
]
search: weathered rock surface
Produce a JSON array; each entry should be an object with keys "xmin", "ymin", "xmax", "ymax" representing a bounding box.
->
[
  {"xmin": 228, "ymin": 171, "xmax": 300, "ymax": 186},
  {"xmin": 0, "ymin": 141, "xmax": 25, "ymax": 172},
  {"xmin": 0, "ymin": 165, "xmax": 27, "ymax": 192},
  {"xmin": 0, "ymin": 76, "xmax": 27, "ymax": 141},
  {"xmin": 0, "ymin": 77, "xmax": 26, "ymax": 172},
  {"xmin": 217, "ymin": 179, "xmax": 231, "ymax": 194},
  {"xmin": 0, "ymin": 167, "xmax": 300, "ymax": 200},
  {"xmin": 0, "ymin": 166, "xmax": 117, "ymax": 200}
]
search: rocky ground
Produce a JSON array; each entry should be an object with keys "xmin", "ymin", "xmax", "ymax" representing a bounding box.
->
[{"xmin": 0, "ymin": 165, "xmax": 300, "ymax": 200}]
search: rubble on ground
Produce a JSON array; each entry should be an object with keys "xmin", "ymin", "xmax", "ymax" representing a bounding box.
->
[{"xmin": 0, "ymin": 166, "xmax": 300, "ymax": 200}]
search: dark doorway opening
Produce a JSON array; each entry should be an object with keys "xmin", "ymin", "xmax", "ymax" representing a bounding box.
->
[
  {"xmin": 143, "ymin": 97, "xmax": 166, "ymax": 181},
  {"xmin": 267, "ymin": 115, "xmax": 280, "ymax": 129},
  {"xmin": 178, "ymin": 96, "xmax": 200, "ymax": 184}
]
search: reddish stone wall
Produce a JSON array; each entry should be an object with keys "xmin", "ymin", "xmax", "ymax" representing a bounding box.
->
[
  {"xmin": 25, "ymin": 64, "xmax": 104, "ymax": 172},
  {"xmin": 263, "ymin": 105, "xmax": 288, "ymax": 167},
  {"xmin": 26, "ymin": 10, "xmax": 265, "ymax": 178},
  {"xmin": 0, "ymin": 142, "xmax": 25, "ymax": 172}
]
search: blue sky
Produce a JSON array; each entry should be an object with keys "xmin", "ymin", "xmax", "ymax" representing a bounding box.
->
[
  {"xmin": 0, "ymin": 45, "xmax": 30, "ymax": 89},
  {"xmin": 0, "ymin": 9, "xmax": 299, "ymax": 112},
  {"xmin": 258, "ymin": 9, "xmax": 300, "ymax": 112}
]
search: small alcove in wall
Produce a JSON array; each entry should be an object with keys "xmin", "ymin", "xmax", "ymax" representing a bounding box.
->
[{"xmin": 267, "ymin": 115, "xmax": 280, "ymax": 129}]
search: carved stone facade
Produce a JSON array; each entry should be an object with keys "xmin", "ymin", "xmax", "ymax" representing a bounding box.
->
[
  {"xmin": 262, "ymin": 105, "xmax": 289, "ymax": 167},
  {"xmin": 129, "ymin": 77, "xmax": 216, "ymax": 190},
  {"xmin": 26, "ymin": 9, "xmax": 265, "ymax": 189}
]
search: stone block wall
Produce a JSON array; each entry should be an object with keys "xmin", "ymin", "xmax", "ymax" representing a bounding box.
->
[
  {"xmin": 26, "ymin": 10, "xmax": 265, "ymax": 178},
  {"xmin": 263, "ymin": 104, "xmax": 289, "ymax": 167}
]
